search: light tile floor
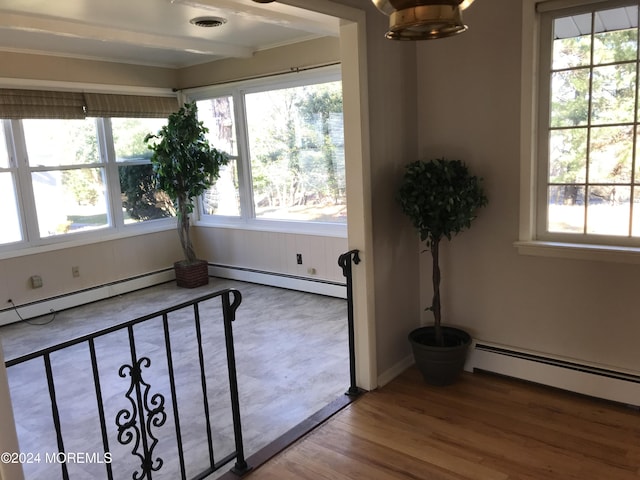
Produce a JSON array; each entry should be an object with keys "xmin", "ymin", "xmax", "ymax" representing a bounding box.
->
[{"xmin": 0, "ymin": 278, "xmax": 350, "ymax": 479}]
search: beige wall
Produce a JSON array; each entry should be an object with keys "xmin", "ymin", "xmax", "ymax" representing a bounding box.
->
[
  {"xmin": 0, "ymin": 51, "xmax": 177, "ymax": 88},
  {"xmin": 416, "ymin": 0, "xmax": 640, "ymax": 373},
  {"xmin": 0, "ymin": 230, "xmax": 182, "ymax": 307},
  {"xmin": 194, "ymin": 228, "xmax": 347, "ymax": 282},
  {"xmin": 177, "ymin": 36, "xmax": 341, "ymax": 89}
]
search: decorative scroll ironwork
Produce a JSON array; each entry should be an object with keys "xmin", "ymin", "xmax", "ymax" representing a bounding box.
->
[
  {"xmin": 6, "ymin": 288, "xmax": 249, "ymax": 480},
  {"xmin": 116, "ymin": 357, "xmax": 167, "ymax": 479}
]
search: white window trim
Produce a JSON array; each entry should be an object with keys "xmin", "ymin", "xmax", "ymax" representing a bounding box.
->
[
  {"xmin": 516, "ymin": 0, "xmax": 640, "ymax": 262},
  {"xmin": 186, "ymin": 66, "xmax": 348, "ymax": 239}
]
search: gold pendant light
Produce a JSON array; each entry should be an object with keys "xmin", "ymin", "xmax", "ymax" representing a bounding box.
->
[{"xmin": 372, "ymin": 0, "xmax": 475, "ymax": 40}]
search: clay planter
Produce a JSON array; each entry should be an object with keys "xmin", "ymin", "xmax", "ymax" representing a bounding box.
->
[
  {"xmin": 174, "ymin": 259, "xmax": 209, "ymax": 288},
  {"xmin": 408, "ymin": 325, "xmax": 471, "ymax": 386}
]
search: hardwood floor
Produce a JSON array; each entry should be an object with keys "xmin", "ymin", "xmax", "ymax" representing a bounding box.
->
[{"xmin": 245, "ymin": 367, "xmax": 640, "ymax": 480}]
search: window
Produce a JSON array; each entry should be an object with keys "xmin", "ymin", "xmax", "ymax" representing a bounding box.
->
[
  {"xmin": 191, "ymin": 67, "xmax": 347, "ymax": 235},
  {"xmin": 0, "ymin": 91, "xmax": 177, "ymax": 252},
  {"xmin": 537, "ymin": 2, "xmax": 640, "ymax": 247}
]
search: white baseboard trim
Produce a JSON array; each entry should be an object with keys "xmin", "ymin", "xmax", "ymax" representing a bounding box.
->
[
  {"xmin": 0, "ymin": 265, "xmax": 346, "ymax": 328},
  {"xmin": 377, "ymin": 354, "xmax": 414, "ymax": 388},
  {"xmin": 0, "ymin": 269, "xmax": 175, "ymax": 327},
  {"xmin": 209, "ymin": 264, "xmax": 347, "ymax": 299},
  {"xmin": 467, "ymin": 340, "xmax": 640, "ymax": 407}
]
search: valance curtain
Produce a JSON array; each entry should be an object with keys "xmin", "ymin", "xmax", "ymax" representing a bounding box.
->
[
  {"xmin": 0, "ymin": 89, "xmax": 86, "ymax": 119},
  {"xmin": 0, "ymin": 89, "xmax": 179, "ymax": 119},
  {"xmin": 84, "ymin": 93, "xmax": 179, "ymax": 118}
]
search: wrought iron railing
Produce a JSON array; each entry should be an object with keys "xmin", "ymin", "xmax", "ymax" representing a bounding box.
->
[{"xmin": 5, "ymin": 288, "xmax": 251, "ymax": 480}]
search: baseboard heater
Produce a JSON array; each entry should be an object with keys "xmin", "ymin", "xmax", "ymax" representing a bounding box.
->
[
  {"xmin": 0, "ymin": 269, "xmax": 175, "ymax": 327},
  {"xmin": 208, "ymin": 264, "xmax": 347, "ymax": 299},
  {"xmin": 467, "ymin": 342, "xmax": 640, "ymax": 407}
]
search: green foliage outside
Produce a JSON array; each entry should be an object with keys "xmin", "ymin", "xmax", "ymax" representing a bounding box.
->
[
  {"xmin": 247, "ymin": 82, "xmax": 346, "ymax": 220},
  {"xmin": 549, "ymin": 23, "xmax": 638, "ymax": 215}
]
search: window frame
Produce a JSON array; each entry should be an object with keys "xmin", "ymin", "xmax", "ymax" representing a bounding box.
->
[
  {"xmin": 186, "ymin": 66, "xmax": 348, "ymax": 238},
  {"xmin": 517, "ymin": 0, "xmax": 640, "ymax": 263}
]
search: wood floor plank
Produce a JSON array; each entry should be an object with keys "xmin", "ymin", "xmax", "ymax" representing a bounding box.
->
[{"xmin": 244, "ymin": 368, "xmax": 640, "ymax": 480}]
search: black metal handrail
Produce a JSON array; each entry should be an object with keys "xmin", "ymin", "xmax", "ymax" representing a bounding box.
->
[
  {"xmin": 338, "ymin": 249, "xmax": 365, "ymax": 397},
  {"xmin": 6, "ymin": 288, "xmax": 251, "ymax": 480}
]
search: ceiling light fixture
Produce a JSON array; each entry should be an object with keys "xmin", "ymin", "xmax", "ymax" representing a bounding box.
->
[
  {"xmin": 372, "ymin": 0, "xmax": 475, "ymax": 40},
  {"xmin": 190, "ymin": 16, "xmax": 227, "ymax": 28},
  {"xmin": 251, "ymin": 0, "xmax": 276, "ymax": 3}
]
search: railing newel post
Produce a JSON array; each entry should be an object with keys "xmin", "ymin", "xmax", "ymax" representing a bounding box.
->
[{"xmin": 338, "ymin": 249, "xmax": 365, "ymax": 398}]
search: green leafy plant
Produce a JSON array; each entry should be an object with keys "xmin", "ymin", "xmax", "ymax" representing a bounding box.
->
[
  {"xmin": 145, "ymin": 102, "xmax": 229, "ymax": 263},
  {"xmin": 397, "ymin": 158, "xmax": 488, "ymax": 345}
]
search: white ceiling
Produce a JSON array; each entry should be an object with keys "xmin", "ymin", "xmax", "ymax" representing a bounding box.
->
[{"xmin": 0, "ymin": 0, "xmax": 340, "ymax": 68}]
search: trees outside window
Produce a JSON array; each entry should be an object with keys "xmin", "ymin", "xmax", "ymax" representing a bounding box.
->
[
  {"xmin": 193, "ymin": 67, "xmax": 347, "ymax": 233},
  {"xmin": 1, "ymin": 115, "xmax": 172, "ymax": 250},
  {"xmin": 539, "ymin": 3, "xmax": 640, "ymax": 244}
]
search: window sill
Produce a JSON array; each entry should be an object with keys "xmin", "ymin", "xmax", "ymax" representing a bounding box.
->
[
  {"xmin": 195, "ymin": 218, "xmax": 348, "ymax": 238},
  {"xmin": 0, "ymin": 220, "xmax": 174, "ymax": 260},
  {"xmin": 514, "ymin": 240, "xmax": 640, "ymax": 264}
]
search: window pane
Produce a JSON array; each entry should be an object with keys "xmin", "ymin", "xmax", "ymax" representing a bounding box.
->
[
  {"xmin": 633, "ymin": 187, "xmax": 640, "ymax": 237},
  {"xmin": 0, "ymin": 172, "xmax": 21, "ymax": 244},
  {"xmin": 196, "ymin": 96, "xmax": 241, "ymax": 217},
  {"xmin": 0, "ymin": 124, "xmax": 9, "ymax": 168},
  {"xmin": 548, "ymin": 185, "xmax": 585, "ymax": 233},
  {"xmin": 593, "ymin": 8, "xmax": 638, "ymax": 64},
  {"xmin": 550, "ymin": 69, "xmax": 590, "ymax": 127},
  {"xmin": 202, "ymin": 159, "xmax": 240, "ymax": 216},
  {"xmin": 196, "ymin": 97, "xmax": 237, "ymax": 155},
  {"xmin": 32, "ymin": 168, "xmax": 108, "ymax": 237},
  {"xmin": 245, "ymin": 81, "xmax": 347, "ymax": 223},
  {"xmin": 112, "ymin": 118, "xmax": 166, "ymax": 162},
  {"xmin": 591, "ymin": 64, "xmax": 636, "ymax": 125},
  {"xmin": 23, "ymin": 119, "xmax": 99, "ymax": 167},
  {"xmin": 553, "ymin": 14, "xmax": 591, "ymax": 69},
  {"xmin": 587, "ymin": 186, "xmax": 630, "ymax": 235},
  {"xmin": 588, "ymin": 126, "xmax": 633, "ymax": 183},
  {"xmin": 118, "ymin": 164, "xmax": 174, "ymax": 223},
  {"xmin": 549, "ymin": 128, "xmax": 587, "ymax": 183}
]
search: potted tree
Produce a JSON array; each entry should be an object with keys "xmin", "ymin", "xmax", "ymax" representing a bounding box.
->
[
  {"xmin": 145, "ymin": 101, "xmax": 229, "ymax": 288},
  {"xmin": 397, "ymin": 158, "xmax": 488, "ymax": 385}
]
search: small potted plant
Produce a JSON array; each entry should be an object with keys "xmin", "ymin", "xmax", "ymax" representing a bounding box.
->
[
  {"xmin": 145, "ymin": 102, "xmax": 229, "ymax": 288},
  {"xmin": 397, "ymin": 157, "xmax": 488, "ymax": 385}
]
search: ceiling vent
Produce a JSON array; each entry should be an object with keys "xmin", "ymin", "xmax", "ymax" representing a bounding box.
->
[{"xmin": 190, "ymin": 16, "xmax": 227, "ymax": 28}]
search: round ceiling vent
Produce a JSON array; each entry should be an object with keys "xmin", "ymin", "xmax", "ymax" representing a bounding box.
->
[{"xmin": 190, "ymin": 16, "xmax": 227, "ymax": 28}]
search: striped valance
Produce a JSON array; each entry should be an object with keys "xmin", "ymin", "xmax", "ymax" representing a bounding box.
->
[
  {"xmin": 0, "ymin": 89, "xmax": 86, "ymax": 119},
  {"xmin": 0, "ymin": 89, "xmax": 179, "ymax": 119},
  {"xmin": 84, "ymin": 93, "xmax": 179, "ymax": 118}
]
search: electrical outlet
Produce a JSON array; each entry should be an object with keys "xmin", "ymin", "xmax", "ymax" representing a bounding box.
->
[
  {"xmin": 72, "ymin": 266, "xmax": 80, "ymax": 277},
  {"xmin": 296, "ymin": 253, "xmax": 303, "ymax": 265},
  {"xmin": 30, "ymin": 275, "xmax": 43, "ymax": 289}
]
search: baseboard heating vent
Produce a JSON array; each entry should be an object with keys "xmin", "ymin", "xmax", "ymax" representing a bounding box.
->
[
  {"xmin": 468, "ymin": 342, "xmax": 640, "ymax": 407},
  {"xmin": 208, "ymin": 264, "xmax": 347, "ymax": 299}
]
